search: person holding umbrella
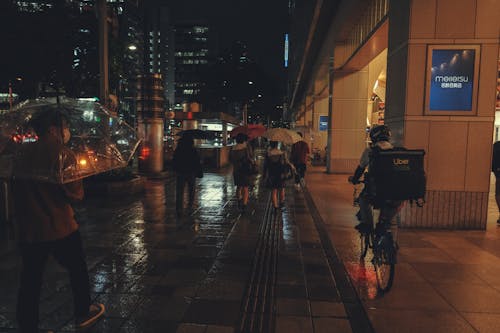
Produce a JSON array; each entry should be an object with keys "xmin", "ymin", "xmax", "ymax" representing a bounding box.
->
[
  {"xmin": 229, "ymin": 133, "xmax": 256, "ymax": 212},
  {"xmin": 172, "ymin": 134, "xmax": 203, "ymax": 217},
  {"xmin": 263, "ymin": 140, "xmax": 293, "ymax": 210},
  {"xmin": 13, "ymin": 108, "xmax": 105, "ymax": 332}
]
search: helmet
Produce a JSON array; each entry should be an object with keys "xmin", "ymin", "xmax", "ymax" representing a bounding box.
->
[{"xmin": 369, "ymin": 125, "xmax": 391, "ymax": 143}]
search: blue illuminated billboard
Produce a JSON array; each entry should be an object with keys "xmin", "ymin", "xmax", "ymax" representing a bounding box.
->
[
  {"xmin": 426, "ymin": 46, "xmax": 479, "ymax": 114},
  {"xmin": 319, "ymin": 116, "xmax": 328, "ymax": 131}
]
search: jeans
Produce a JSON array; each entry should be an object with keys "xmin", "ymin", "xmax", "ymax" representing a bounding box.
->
[
  {"xmin": 176, "ymin": 174, "xmax": 196, "ymax": 214},
  {"xmin": 17, "ymin": 230, "xmax": 91, "ymax": 332},
  {"xmin": 359, "ymin": 190, "xmax": 401, "ymax": 229},
  {"xmin": 294, "ymin": 163, "xmax": 306, "ymax": 184}
]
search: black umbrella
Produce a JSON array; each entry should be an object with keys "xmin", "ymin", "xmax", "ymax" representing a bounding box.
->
[{"xmin": 176, "ymin": 129, "xmax": 214, "ymax": 139}]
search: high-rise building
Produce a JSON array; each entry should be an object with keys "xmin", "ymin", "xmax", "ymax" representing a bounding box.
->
[
  {"xmin": 144, "ymin": 4, "xmax": 174, "ymax": 109},
  {"xmin": 143, "ymin": 4, "xmax": 213, "ymax": 111},
  {"xmin": 10, "ymin": 0, "xmax": 143, "ymax": 124},
  {"xmin": 173, "ymin": 22, "xmax": 210, "ymax": 110},
  {"xmin": 14, "ymin": 0, "xmax": 54, "ymax": 12}
]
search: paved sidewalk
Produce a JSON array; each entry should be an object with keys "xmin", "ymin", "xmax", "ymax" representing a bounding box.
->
[
  {"xmin": 3, "ymin": 163, "xmax": 499, "ymax": 332},
  {"xmin": 0, "ymin": 167, "xmax": 355, "ymax": 333},
  {"xmin": 305, "ymin": 166, "xmax": 500, "ymax": 333}
]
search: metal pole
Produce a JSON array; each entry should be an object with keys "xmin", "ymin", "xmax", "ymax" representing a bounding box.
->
[
  {"xmin": 311, "ymin": 95, "xmax": 315, "ymax": 150},
  {"xmin": 243, "ymin": 103, "xmax": 248, "ymax": 125},
  {"xmin": 1, "ymin": 181, "xmax": 9, "ymax": 225},
  {"xmin": 326, "ymin": 53, "xmax": 334, "ymax": 173},
  {"xmin": 8, "ymin": 82, "xmax": 13, "ymax": 111}
]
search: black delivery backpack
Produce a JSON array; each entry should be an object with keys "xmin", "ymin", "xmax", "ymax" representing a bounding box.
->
[{"xmin": 367, "ymin": 148, "xmax": 426, "ymax": 203}]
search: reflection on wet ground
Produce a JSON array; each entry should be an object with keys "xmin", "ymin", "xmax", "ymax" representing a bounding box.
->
[
  {"xmin": 307, "ymin": 168, "xmax": 500, "ymax": 333},
  {"xmin": 0, "ymin": 167, "xmax": 353, "ymax": 333}
]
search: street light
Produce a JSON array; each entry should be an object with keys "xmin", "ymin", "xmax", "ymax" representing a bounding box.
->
[{"xmin": 128, "ymin": 45, "xmax": 137, "ymax": 51}]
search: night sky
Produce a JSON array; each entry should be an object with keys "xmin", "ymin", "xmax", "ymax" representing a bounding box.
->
[{"xmin": 165, "ymin": 0, "xmax": 289, "ymax": 84}]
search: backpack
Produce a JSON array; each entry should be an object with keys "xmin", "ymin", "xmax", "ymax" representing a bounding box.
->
[
  {"xmin": 233, "ymin": 148, "xmax": 257, "ymax": 175},
  {"xmin": 366, "ymin": 147, "xmax": 426, "ymax": 203}
]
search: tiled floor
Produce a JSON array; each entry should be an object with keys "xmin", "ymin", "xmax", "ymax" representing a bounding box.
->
[
  {"xmin": 3, "ymin": 164, "xmax": 498, "ymax": 332},
  {"xmin": 0, "ymin": 168, "xmax": 354, "ymax": 332},
  {"xmin": 306, "ymin": 167, "xmax": 500, "ymax": 333}
]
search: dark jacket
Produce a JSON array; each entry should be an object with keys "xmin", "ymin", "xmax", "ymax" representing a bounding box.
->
[
  {"xmin": 493, "ymin": 141, "xmax": 500, "ymax": 176},
  {"xmin": 290, "ymin": 141, "xmax": 310, "ymax": 165},
  {"xmin": 172, "ymin": 145, "xmax": 202, "ymax": 176},
  {"xmin": 13, "ymin": 138, "xmax": 83, "ymax": 243}
]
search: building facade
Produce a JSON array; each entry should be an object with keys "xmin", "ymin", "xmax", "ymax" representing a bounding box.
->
[{"xmin": 288, "ymin": 0, "xmax": 500, "ymax": 229}]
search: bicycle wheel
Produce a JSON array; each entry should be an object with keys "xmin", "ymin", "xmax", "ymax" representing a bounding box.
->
[{"xmin": 373, "ymin": 234, "xmax": 396, "ymax": 292}]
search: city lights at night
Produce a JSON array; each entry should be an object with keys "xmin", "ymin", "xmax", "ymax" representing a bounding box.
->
[{"xmin": 0, "ymin": 0, "xmax": 500, "ymax": 332}]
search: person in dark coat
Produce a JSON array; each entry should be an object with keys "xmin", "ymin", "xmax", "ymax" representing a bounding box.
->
[
  {"xmin": 172, "ymin": 135, "xmax": 202, "ymax": 216},
  {"xmin": 13, "ymin": 109, "xmax": 105, "ymax": 332},
  {"xmin": 493, "ymin": 141, "xmax": 500, "ymax": 224},
  {"xmin": 263, "ymin": 141, "xmax": 291, "ymax": 209},
  {"xmin": 229, "ymin": 133, "xmax": 255, "ymax": 212},
  {"xmin": 290, "ymin": 132, "xmax": 310, "ymax": 189}
]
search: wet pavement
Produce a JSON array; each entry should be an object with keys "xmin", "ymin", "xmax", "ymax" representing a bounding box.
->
[
  {"xmin": 306, "ymin": 168, "xmax": 500, "ymax": 333},
  {"xmin": 0, "ymin": 165, "xmax": 353, "ymax": 333},
  {"xmin": 3, "ymin": 162, "xmax": 500, "ymax": 332}
]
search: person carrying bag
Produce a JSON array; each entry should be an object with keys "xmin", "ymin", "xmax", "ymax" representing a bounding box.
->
[{"xmin": 229, "ymin": 133, "xmax": 256, "ymax": 212}]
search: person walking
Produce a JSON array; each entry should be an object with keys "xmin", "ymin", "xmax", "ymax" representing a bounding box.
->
[
  {"xmin": 290, "ymin": 132, "xmax": 310, "ymax": 189},
  {"xmin": 172, "ymin": 135, "xmax": 202, "ymax": 217},
  {"xmin": 492, "ymin": 141, "xmax": 500, "ymax": 224},
  {"xmin": 229, "ymin": 133, "xmax": 255, "ymax": 212},
  {"xmin": 13, "ymin": 109, "xmax": 105, "ymax": 332},
  {"xmin": 263, "ymin": 141, "xmax": 290, "ymax": 209}
]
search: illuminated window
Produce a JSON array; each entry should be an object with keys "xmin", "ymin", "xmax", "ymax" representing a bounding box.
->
[{"xmin": 193, "ymin": 26, "xmax": 208, "ymax": 34}]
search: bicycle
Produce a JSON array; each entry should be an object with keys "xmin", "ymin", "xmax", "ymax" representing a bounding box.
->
[{"xmin": 351, "ymin": 177, "xmax": 401, "ymax": 293}]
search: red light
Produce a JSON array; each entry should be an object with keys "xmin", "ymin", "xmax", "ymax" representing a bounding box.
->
[
  {"xmin": 187, "ymin": 112, "xmax": 193, "ymax": 120},
  {"xmin": 139, "ymin": 147, "xmax": 150, "ymax": 160}
]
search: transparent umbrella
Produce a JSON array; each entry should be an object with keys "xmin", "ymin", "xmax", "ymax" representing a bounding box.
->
[
  {"xmin": 0, "ymin": 97, "xmax": 141, "ymax": 183},
  {"xmin": 262, "ymin": 128, "xmax": 303, "ymax": 145}
]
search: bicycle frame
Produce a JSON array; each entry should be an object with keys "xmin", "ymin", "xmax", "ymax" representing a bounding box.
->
[{"xmin": 353, "ymin": 184, "xmax": 402, "ymax": 292}]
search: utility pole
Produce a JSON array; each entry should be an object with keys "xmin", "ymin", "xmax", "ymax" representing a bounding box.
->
[
  {"xmin": 326, "ymin": 53, "xmax": 334, "ymax": 173},
  {"xmin": 8, "ymin": 82, "xmax": 13, "ymax": 111},
  {"xmin": 243, "ymin": 103, "xmax": 248, "ymax": 125}
]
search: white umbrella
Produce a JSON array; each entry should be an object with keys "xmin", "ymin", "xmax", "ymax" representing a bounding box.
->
[
  {"xmin": 262, "ymin": 128, "xmax": 303, "ymax": 145},
  {"xmin": 0, "ymin": 97, "xmax": 140, "ymax": 183}
]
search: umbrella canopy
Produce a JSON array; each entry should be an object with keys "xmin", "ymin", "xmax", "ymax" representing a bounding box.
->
[
  {"xmin": 0, "ymin": 97, "xmax": 140, "ymax": 183},
  {"xmin": 176, "ymin": 129, "xmax": 214, "ymax": 140},
  {"xmin": 230, "ymin": 124, "xmax": 267, "ymax": 140},
  {"xmin": 262, "ymin": 128, "xmax": 303, "ymax": 145}
]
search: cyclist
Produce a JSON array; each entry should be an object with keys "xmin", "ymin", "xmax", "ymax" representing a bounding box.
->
[{"xmin": 348, "ymin": 125, "xmax": 401, "ymax": 235}]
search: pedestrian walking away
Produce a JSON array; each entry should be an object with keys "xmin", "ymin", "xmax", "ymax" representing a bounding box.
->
[
  {"xmin": 229, "ymin": 133, "xmax": 256, "ymax": 212},
  {"xmin": 12, "ymin": 108, "xmax": 104, "ymax": 332},
  {"xmin": 172, "ymin": 134, "xmax": 203, "ymax": 217},
  {"xmin": 290, "ymin": 132, "xmax": 310, "ymax": 189},
  {"xmin": 492, "ymin": 141, "xmax": 500, "ymax": 224},
  {"xmin": 348, "ymin": 125, "xmax": 401, "ymax": 234},
  {"xmin": 263, "ymin": 141, "xmax": 294, "ymax": 210}
]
